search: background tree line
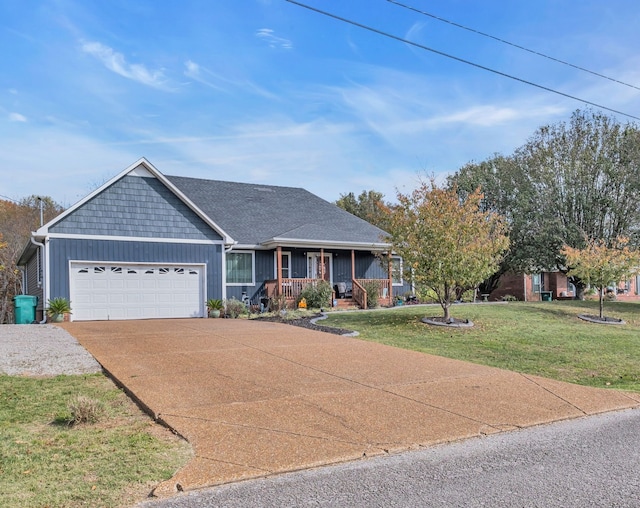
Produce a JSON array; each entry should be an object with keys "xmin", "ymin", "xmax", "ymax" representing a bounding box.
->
[
  {"xmin": 0, "ymin": 196, "xmax": 64, "ymax": 323},
  {"xmin": 337, "ymin": 109, "xmax": 640, "ymax": 300}
]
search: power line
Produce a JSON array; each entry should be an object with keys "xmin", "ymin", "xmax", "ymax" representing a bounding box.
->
[
  {"xmin": 388, "ymin": 0, "xmax": 640, "ymax": 92},
  {"xmin": 285, "ymin": 0, "xmax": 640, "ymax": 122},
  {"xmin": 0, "ymin": 194, "xmax": 20, "ymax": 204}
]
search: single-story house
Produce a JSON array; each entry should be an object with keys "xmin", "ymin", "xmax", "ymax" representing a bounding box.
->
[
  {"xmin": 18, "ymin": 158, "xmax": 410, "ymax": 321},
  {"xmin": 490, "ymin": 271, "xmax": 640, "ymax": 302}
]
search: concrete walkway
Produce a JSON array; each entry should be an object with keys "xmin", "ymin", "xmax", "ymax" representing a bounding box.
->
[{"xmin": 61, "ymin": 319, "xmax": 640, "ymax": 494}]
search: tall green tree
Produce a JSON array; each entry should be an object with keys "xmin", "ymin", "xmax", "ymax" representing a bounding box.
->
[
  {"xmin": 335, "ymin": 190, "xmax": 391, "ymax": 231},
  {"xmin": 385, "ymin": 181, "xmax": 509, "ymax": 321},
  {"xmin": 450, "ymin": 109, "xmax": 640, "ymax": 297}
]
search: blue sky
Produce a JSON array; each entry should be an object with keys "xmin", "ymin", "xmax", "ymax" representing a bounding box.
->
[{"xmin": 2, "ymin": 0, "xmax": 640, "ymax": 207}]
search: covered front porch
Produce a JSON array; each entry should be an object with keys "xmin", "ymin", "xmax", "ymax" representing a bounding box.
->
[{"xmin": 264, "ymin": 246, "xmax": 396, "ymax": 309}]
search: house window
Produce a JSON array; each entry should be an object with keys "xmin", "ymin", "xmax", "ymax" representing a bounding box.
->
[
  {"xmin": 274, "ymin": 251, "xmax": 292, "ymax": 279},
  {"xmin": 391, "ymin": 256, "xmax": 403, "ymax": 286},
  {"xmin": 621, "ymin": 279, "xmax": 631, "ymax": 294},
  {"xmin": 532, "ymin": 273, "xmax": 542, "ymax": 293},
  {"xmin": 226, "ymin": 251, "xmax": 255, "ymax": 285}
]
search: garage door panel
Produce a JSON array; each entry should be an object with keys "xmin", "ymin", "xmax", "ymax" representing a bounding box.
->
[
  {"xmin": 141, "ymin": 280, "xmax": 158, "ymax": 290},
  {"xmin": 125, "ymin": 293, "xmax": 143, "ymax": 304},
  {"xmin": 70, "ymin": 262, "xmax": 205, "ymax": 321}
]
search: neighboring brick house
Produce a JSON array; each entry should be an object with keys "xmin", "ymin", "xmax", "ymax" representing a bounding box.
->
[{"xmin": 490, "ymin": 271, "xmax": 640, "ymax": 302}]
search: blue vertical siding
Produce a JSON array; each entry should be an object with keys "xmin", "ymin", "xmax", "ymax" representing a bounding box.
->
[
  {"xmin": 224, "ymin": 248, "xmax": 412, "ymax": 303},
  {"xmin": 25, "ymin": 251, "xmax": 44, "ymax": 311},
  {"xmin": 48, "ymin": 238, "xmax": 223, "ymax": 301},
  {"xmin": 225, "ymin": 250, "xmax": 273, "ymax": 303}
]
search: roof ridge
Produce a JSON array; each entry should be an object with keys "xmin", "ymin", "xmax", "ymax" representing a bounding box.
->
[{"xmin": 166, "ymin": 174, "xmax": 306, "ymax": 192}]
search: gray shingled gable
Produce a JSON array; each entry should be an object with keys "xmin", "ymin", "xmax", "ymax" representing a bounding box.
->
[{"xmin": 166, "ymin": 175, "xmax": 389, "ymax": 246}]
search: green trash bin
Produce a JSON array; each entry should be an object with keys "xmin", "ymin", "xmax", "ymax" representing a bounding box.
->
[
  {"xmin": 540, "ymin": 291, "xmax": 552, "ymax": 302},
  {"xmin": 14, "ymin": 295, "xmax": 38, "ymax": 324}
]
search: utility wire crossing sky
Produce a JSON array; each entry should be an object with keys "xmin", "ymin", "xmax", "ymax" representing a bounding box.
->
[
  {"xmin": 1, "ymin": 0, "xmax": 639, "ymax": 207},
  {"xmin": 286, "ymin": 0, "xmax": 640, "ymax": 120},
  {"xmin": 387, "ymin": 0, "xmax": 640, "ymax": 92}
]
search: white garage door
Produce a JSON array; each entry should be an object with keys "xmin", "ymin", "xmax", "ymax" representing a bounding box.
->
[{"xmin": 70, "ymin": 262, "xmax": 205, "ymax": 321}]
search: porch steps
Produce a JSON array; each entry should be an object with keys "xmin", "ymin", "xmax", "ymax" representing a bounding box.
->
[{"xmin": 334, "ymin": 298, "xmax": 358, "ymax": 309}]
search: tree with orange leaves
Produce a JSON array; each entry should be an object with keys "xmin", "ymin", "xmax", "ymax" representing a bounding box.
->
[
  {"xmin": 0, "ymin": 196, "xmax": 64, "ymax": 322},
  {"xmin": 386, "ymin": 181, "xmax": 509, "ymax": 322},
  {"xmin": 562, "ymin": 238, "xmax": 640, "ymax": 320}
]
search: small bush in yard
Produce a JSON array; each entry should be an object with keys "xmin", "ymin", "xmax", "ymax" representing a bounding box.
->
[
  {"xmin": 361, "ymin": 280, "xmax": 381, "ymax": 308},
  {"xmin": 68, "ymin": 394, "xmax": 105, "ymax": 425},
  {"xmin": 268, "ymin": 294, "xmax": 288, "ymax": 312},
  {"xmin": 224, "ymin": 297, "xmax": 247, "ymax": 318},
  {"xmin": 298, "ymin": 280, "xmax": 332, "ymax": 309}
]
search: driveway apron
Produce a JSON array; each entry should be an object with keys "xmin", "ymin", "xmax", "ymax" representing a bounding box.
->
[{"xmin": 61, "ymin": 319, "xmax": 640, "ymax": 493}]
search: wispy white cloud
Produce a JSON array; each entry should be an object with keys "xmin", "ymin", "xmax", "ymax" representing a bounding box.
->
[
  {"xmin": 425, "ymin": 104, "xmax": 566, "ymax": 128},
  {"xmin": 81, "ymin": 41, "xmax": 170, "ymax": 90},
  {"xmin": 184, "ymin": 59, "xmax": 279, "ymax": 100},
  {"xmin": 8, "ymin": 112, "xmax": 27, "ymax": 122},
  {"xmin": 184, "ymin": 60, "xmax": 227, "ymax": 92},
  {"xmin": 255, "ymin": 28, "xmax": 293, "ymax": 50}
]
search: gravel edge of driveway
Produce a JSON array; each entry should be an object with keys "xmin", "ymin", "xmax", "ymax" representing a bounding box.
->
[{"xmin": 0, "ymin": 324, "xmax": 102, "ymax": 377}]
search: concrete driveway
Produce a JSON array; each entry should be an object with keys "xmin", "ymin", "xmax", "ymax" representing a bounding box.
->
[{"xmin": 62, "ymin": 319, "xmax": 640, "ymax": 494}]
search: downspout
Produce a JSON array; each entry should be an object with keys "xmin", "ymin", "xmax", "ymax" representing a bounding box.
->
[
  {"xmin": 30, "ymin": 236, "xmax": 47, "ymax": 324},
  {"xmin": 523, "ymin": 273, "xmax": 527, "ymax": 302}
]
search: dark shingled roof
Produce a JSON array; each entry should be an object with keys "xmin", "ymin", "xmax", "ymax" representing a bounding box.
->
[{"xmin": 166, "ymin": 175, "xmax": 388, "ymax": 246}]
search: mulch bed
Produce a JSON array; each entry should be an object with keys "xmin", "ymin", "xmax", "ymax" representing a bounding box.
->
[{"xmin": 253, "ymin": 313, "xmax": 354, "ymax": 336}]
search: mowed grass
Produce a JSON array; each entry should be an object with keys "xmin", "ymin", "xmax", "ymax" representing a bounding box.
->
[
  {"xmin": 324, "ymin": 300, "xmax": 640, "ymax": 392},
  {"xmin": 0, "ymin": 374, "xmax": 192, "ymax": 508}
]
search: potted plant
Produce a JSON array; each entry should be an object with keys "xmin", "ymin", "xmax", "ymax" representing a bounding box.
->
[
  {"xmin": 46, "ymin": 297, "xmax": 72, "ymax": 323},
  {"xmin": 206, "ymin": 298, "xmax": 224, "ymax": 318}
]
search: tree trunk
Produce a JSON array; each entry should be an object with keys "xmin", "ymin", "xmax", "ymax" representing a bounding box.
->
[
  {"xmin": 442, "ymin": 282, "xmax": 452, "ymax": 322},
  {"xmin": 599, "ymin": 287, "xmax": 605, "ymax": 319},
  {"xmin": 442, "ymin": 302, "xmax": 451, "ymax": 322}
]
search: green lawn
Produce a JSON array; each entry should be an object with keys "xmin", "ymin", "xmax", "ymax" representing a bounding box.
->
[
  {"xmin": 324, "ymin": 300, "xmax": 640, "ymax": 392},
  {"xmin": 0, "ymin": 374, "xmax": 191, "ymax": 508}
]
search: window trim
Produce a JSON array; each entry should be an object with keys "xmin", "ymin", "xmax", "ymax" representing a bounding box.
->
[
  {"xmin": 532, "ymin": 273, "xmax": 542, "ymax": 293},
  {"xmin": 391, "ymin": 256, "xmax": 403, "ymax": 286},
  {"xmin": 273, "ymin": 251, "xmax": 292, "ymax": 279},
  {"xmin": 226, "ymin": 250, "xmax": 255, "ymax": 286},
  {"xmin": 306, "ymin": 252, "xmax": 333, "ymax": 284}
]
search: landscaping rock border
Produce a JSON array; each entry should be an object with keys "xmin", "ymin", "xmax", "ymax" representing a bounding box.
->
[
  {"xmin": 578, "ymin": 314, "xmax": 626, "ymax": 325},
  {"xmin": 421, "ymin": 316, "xmax": 474, "ymax": 328},
  {"xmin": 254, "ymin": 313, "xmax": 358, "ymax": 336}
]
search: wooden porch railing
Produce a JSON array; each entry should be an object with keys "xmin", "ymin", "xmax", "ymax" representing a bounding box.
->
[
  {"xmin": 352, "ymin": 279, "xmax": 367, "ymax": 310},
  {"xmin": 354, "ymin": 278, "xmax": 392, "ymax": 307},
  {"xmin": 264, "ymin": 280, "xmax": 277, "ymax": 299},
  {"xmin": 264, "ymin": 278, "xmax": 322, "ymax": 300},
  {"xmin": 264, "ymin": 277, "xmax": 392, "ymax": 309}
]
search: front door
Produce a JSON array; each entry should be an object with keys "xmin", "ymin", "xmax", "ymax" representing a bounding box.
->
[{"xmin": 307, "ymin": 253, "xmax": 332, "ymax": 283}]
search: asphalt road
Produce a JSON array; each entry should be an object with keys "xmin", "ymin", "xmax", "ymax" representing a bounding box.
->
[{"xmin": 140, "ymin": 407, "xmax": 640, "ymax": 508}]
